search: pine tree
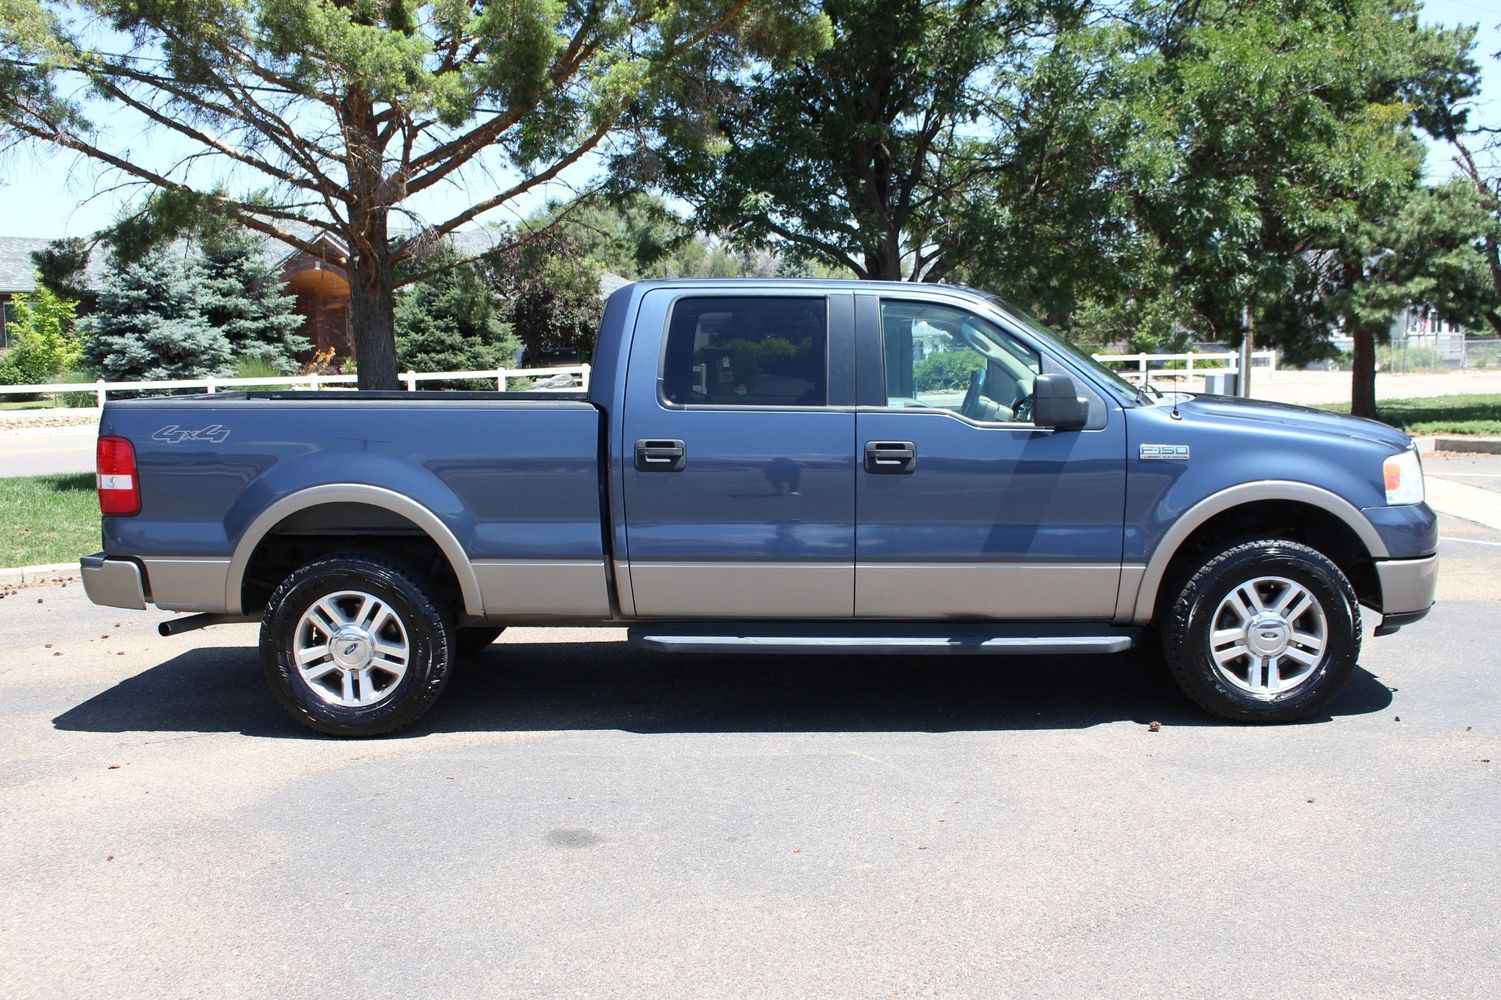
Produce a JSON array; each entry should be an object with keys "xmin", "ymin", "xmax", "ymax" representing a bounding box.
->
[
  {"xmin": 199, "ymin": 230, "xmax": 309, "ymax": 373},
  {"xmin": 81, "ymin": 250, "xmax": 235, "ymax": 383},
  {"xmin": 394, "ymin": 254, "xmax": 516, "ymax": 390}
]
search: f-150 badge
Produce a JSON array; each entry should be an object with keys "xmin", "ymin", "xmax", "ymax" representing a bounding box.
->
[
  {"xmin": 152, "ymin": 424, "xmax": 231, "ymax": 445},
  {"xmin": 1140, "ymin": 443, "xmax": 1189, "ymax": 460}
]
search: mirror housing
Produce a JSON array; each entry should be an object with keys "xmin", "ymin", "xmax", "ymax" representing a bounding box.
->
[{"xmin": 1032, "ymin": 373, "xmax": 1088, "ymax": 430}]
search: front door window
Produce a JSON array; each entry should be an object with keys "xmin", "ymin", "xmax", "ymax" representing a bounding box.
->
[{"xmin": 880, "ymin": 300, "xmax": 1041, "ymax": 423}]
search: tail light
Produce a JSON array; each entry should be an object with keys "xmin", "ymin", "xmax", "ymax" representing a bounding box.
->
[{"xmin": 97, "ymin": 436, "xmax": 141, "ymax": 516}]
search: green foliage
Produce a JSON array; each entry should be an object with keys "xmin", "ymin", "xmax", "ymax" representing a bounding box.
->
[
  {"xmin": 913, "ymin": 349, "xmax": 984, "ymax": 393},
  {"xmin": 0, "ymin": 282, "xmax": 82, "ymax": 385},
  {"xmin": 395, "ymin": 253, "xmax": 517, "ymax": 389},
  {"xmin": 1316, "ymin": 394, "xmax": 1501, "ymax": 435},
  {"xmin": 649, "ymin": 0, "xmax": 1063, "ymax": 283},
  {"xmin": 30, "ymin": 238, "xmax": 92, "ymax": 300},
  {"xmin": 0, "ymin": 0, "xmax": 830, "ymax": 388},
  {"xmin": 80, "ymin": 249, "xmax": 236, "ymax": 383},
  {"xmin": 0, "ymin": 473, "xmax": 101, "ymax": 567},
  {"xmin": 497, "ymin": 232, "xmax": 605, "ymax": 363},
  {"xmin": 198, "ymin": 228, "xmax": 309, "ymax": 372}
]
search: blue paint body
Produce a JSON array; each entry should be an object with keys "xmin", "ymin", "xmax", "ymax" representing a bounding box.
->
[{"xmin": 95, "ymin": 279, "xmax": 1437, "ymax": 623}]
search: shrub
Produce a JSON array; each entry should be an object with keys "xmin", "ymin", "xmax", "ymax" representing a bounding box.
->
[{"xmin": 913, "ymin": 349, "xmax": 984, "ymax": 392}]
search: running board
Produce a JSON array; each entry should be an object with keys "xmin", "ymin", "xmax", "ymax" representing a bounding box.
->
[{"xmin": 627, "ymin": 623, "xmax": 1139, "ymax": 656}]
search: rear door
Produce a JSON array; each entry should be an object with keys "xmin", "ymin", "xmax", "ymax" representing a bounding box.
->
[
  {"xmin": 620, "ymin": 289, "xmax": 857, "ymax": 618},
  {"xmin": 853, "ymin": 293, "xmax": 1127, "ymax": 620}
]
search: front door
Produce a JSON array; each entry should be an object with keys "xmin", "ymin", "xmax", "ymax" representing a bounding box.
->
[
  {"xmin": 854, "ymin": 295, "xmax": 1127, "ymax": 619},
  {"xmin": 621, "ymin": 289, "xmax": 857, "ymax": 618}
]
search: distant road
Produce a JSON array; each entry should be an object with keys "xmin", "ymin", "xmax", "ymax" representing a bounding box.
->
[{"xmin": 0, "ymin": 426, "xmax": 95, "ymax": 478}]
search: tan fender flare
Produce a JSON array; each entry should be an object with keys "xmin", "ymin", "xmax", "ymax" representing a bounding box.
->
[
  {"xmin": 225, "ymin": 483, "xmax": 483, "ymax": 616},
  {"xmin": 1126, "ymin": 480, "xmax": 1388, "ymax": 624}
]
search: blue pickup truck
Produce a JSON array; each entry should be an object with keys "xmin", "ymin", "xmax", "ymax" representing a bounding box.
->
[{"xmin": 80, "ymin": 280, "xmax": 1437, "ymax": 735}]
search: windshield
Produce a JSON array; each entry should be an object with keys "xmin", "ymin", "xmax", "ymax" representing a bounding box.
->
[{"xmin": 983, "ymin": 293, "xmax": 1145, "ymax": 404}]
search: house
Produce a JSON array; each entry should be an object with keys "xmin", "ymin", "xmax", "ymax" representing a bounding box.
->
[{"xmin": 0, "ymin": 235, "xmax": 106, "ymax": 350}]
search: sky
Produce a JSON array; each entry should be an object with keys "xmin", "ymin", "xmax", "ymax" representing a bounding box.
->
[{"xmin": 3, "ymin": 0, "xmax": 1501, "ymax": 241}]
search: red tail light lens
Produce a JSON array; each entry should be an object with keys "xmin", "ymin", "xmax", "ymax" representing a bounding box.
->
[{"xmin": 96, "ymin": 436, "xmax": 141, "ymax": 516}]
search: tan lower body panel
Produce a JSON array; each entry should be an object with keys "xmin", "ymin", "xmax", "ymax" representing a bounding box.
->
[
  {"xmin": 856, "ymin": 562, "xmax": 1123, "ymax": 620},
  {"xmin": 627, "ymin": 562, "xmax": 855, "ymax": 618},
  {"xmin": 473, "ymin": 560, "xmax": 612, "ymax": 618},
  {"xmin": 139, "ymin": 557, "xmax": 233, "ymax": 612}
]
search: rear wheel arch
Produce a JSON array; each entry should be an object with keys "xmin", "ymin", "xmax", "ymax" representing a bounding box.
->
[{"xmin": 228, "ymin": 485, "xmax": 483, "ymax": 617}]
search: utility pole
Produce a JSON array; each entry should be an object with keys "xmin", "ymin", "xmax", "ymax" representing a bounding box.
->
[{"xmin": 1239, "ymin": 303, "xmax": 1254, "ymax": 398}]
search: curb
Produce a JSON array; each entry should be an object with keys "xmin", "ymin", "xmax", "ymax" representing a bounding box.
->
[
  {"xmin": 0, "ymin": 562, "xmax": 81, "ymax": 588},
  {"xmin": 1415, "ymin": 435, "xmax": 1501, "ymax": 455}
]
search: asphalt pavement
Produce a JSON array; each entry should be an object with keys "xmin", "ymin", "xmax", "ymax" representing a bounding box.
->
[
  {"xmin": 1425, "ymin": 451, "xmax": 1501, "ymax": 494},
  {"xmin": 0, "ymin": 514, "xmax": 1497, "ymax": 999},
  {"xmin": 0, "ymin": 424, "xmax": 95, "ymax": 478}
]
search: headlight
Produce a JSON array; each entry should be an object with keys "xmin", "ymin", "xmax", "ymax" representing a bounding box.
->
[{"xmin": 1383, "ymin": 449, "xmax": 1424, "ymax": 505}]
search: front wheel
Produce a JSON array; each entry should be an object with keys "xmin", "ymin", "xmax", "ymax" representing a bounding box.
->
[
  {"xmin": 1162, "ymin": 539, "xmax": 1361, "ymax": 722},
  {"xmin": 261, "ymin": 553, "xmax": 456, "ymax": 737}
]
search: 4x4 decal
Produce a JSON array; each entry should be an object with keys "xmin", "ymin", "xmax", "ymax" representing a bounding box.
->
[{"xmin": 151, "ymin": 424, "xmax": 231, "ymax": 445}]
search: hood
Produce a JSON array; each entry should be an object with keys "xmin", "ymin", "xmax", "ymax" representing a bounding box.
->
[{"xmin": 1164, "ymin": 394, "xmax": 1412, "ymax": 451}]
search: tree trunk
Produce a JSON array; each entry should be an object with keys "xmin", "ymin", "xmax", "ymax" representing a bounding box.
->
[
  {"xmin": 1350, "ymin": 322, "xmax": 1378, "ymax": 420},
  {"xmin": 349, "ymin": 249, "xmax": 400, "ymax": 391}
]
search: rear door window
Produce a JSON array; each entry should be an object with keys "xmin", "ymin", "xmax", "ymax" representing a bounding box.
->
[{"xmin": 661, "ymin": 297, "xmax": 828, "ymax": 407}]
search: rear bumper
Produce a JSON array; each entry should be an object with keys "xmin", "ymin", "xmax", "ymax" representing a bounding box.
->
[
  {"xmin": 1374, "ymin": 553, "xmax": 1438, "ymax": 618},
  {"xmin": 79, "ymin": 553, "xmax": 147, "ymax": 610}
]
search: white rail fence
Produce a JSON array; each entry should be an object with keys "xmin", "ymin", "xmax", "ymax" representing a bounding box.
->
[
  {"xmin": 1, "ymin": 351, "xmax": 1277, "ymax": 404},
  {"xmin": 1091, "ymin": 350, "xmax": 1278, "ymax": 383},
  {"xmin": 0, "ymin": 364, "xmax": 592, "ymax": 406}
]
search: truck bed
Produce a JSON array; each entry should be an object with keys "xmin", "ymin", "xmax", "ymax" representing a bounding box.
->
[{"xmin": 97, "ymin": 392, "xmax": 611, "ymax": 619}]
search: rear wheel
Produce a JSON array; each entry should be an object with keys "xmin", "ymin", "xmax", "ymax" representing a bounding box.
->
[
  {"xmin": 1162, "ymin": 539, "xmax": 1360, "ymax": 722},
  {"xmin": 261, "ymin": 553, "xmax": 455, "ymax": 736}
]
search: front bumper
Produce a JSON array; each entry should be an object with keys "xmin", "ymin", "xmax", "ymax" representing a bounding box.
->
[
  {"xmin": 79, "ymin": 553, "xmax": 147, "ymax": 610},
  {"xmin": 1374, "ymin": 552, "xmax": 1438, "ymax": 620}
]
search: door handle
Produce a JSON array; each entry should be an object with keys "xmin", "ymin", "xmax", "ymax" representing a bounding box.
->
[
  {"xmin": 864, "ymin": 440, "xmax": 916, "ymax": 474},
  {"xmin": 635, "ymin": 439, "xmax": 686, "ymax": 472}
]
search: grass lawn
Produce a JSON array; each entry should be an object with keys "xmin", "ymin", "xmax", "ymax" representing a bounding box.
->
[
  {"xmin": 1317, "ymin": 394, "xmax": 1501, "ymax": 436},
  {"xmin": 0, "ymin": 474, "xmax": 100, "ymax": 568}
]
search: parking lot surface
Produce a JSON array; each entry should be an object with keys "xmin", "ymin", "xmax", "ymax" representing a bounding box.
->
[{"xmin": 1, "ymin": 517, "xmax": 1498, "ymax": 999}]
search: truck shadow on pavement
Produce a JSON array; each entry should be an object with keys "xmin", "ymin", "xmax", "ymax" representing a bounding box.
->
[{"xmin": 53, "ymin": 639, "xmax": 1396, "ymax": 739}]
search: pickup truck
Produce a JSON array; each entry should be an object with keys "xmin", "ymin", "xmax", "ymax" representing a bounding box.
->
[{"xmin": 80, "ymin": 280, "xmax": 1438, "ymax": 736}]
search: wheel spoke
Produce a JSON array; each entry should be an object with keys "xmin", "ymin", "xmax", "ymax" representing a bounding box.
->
[
  {"xmin": 340, "ymin": 670, "xmax": 355, "ymax": 703},
  {"xmin": 1211, "ymin": 627, "xmax": 1245, "ymax": 648},
  {"xmin": 1211, "ymin": 644, "xmax": 1248, "ymax": 668},
  {"xmin": 315, "ymin": 598, "xmax": 348, "ymax": 632},
  {"xmin": 1265, "ymin": 657, "xmax": 1281, "ymax": 693},
  {"xmin": 1229, "ymin": 586, "xmax": 1261, "ymax": 622},
  {"xmin": 372, "ymin": 640, "xmax": 407, "ymax": 660},
  {"xmin": 301, "ymin": 660, "xmax": 339, "ymax": 682},
  {"xmin": 296, "ymin": 642, "xmax": 329, "ymax": 666},
  {"xmin": 357, "ymin": 667, "xmax": 378, "ymax": 703},
  {"xmin": 352, "ymin": 595, "xmax": 375, "ymax": 629},
  {"xmin": 1282, "ymin": 644, "xmax": 1321, "ymax": 667},
  {"xmin": 1283, "ymin": 595, "xmax": 1313, "ymax": 625}
]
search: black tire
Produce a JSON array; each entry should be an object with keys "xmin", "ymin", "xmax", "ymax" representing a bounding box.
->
[
  {"xmin": 1161, "ymin": 539, "xmax": 1361, "ymax": 723},
  {"xmin": 455, "ymin": 626, "xmax": 506, "ymax": 657},
  {"xmin": 261, "ymin": 553, "xmax": 456, "ymax": 737}
]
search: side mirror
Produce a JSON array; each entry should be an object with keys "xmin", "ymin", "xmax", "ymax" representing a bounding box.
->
[{"xmin": 1032, "ymin": 373, "xmax": 1088, "ymax": 430}]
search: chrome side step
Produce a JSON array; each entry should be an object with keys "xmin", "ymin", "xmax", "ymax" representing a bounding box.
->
[{"xmin": 627, "ymin": 623, "xmax": 1139, "ymax": 656}]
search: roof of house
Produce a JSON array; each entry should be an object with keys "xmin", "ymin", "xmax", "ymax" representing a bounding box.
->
[
  {"xmin": 3, "ymin": 225, "xmax": 623, "ymax": 297},
  {"xmin": 0, "ymin": 236, "xmax": 109, "ymax": 295}
]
